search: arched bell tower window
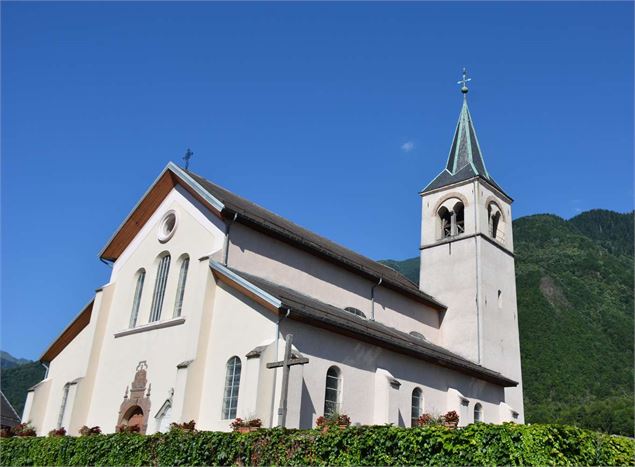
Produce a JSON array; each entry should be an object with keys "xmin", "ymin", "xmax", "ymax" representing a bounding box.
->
[
  {"xmin": 437, "ymin": 199, "xmax": 465, "ymax": 239},
  {"xmin": 453, "ymin": 202, "xmax": 465, "ymax": 235},
  {"xmin": 438, "ymin": 207, "xmax": 452, "ymax": 239},
  {"xmin": 487, "ymin": 202, "xmax": 505, "ymax": 243}
]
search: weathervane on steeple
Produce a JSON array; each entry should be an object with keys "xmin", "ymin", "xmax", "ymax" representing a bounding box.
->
[
  {"xmin": 457, "ymin": 67, "xmax": 471, "ymax": 96},
  {"xmin": 183, "ymin": 148, "xmax": 193, "ymax": 170}
]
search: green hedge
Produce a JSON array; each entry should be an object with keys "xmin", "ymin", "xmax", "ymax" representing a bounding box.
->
[{"xmin": 1, "ymin": 424, "xmax": 633, "ymax": 466}]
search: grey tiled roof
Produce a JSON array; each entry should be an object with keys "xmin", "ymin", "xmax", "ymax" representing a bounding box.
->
[
  {"xmin": 186, "ymin": 170, "xmax": 446, "ymax": 310},
  {"xmin": 422, "ymin": 98, "xmax": 508, "ymax": 198},
  {"xmin": 227, "ymin": 267, "xmax": 517, "ymax": 388}
]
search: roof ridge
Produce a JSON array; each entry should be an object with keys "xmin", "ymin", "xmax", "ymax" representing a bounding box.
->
[{"xmin": 184, "ymin": 169, "xmax": 436, "ymax": 301}]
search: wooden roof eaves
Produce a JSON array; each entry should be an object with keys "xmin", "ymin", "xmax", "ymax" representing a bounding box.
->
[
  {"xmin": 98, "ymin": 162, "xmax": 226, "ymax": 262},
  {"xmin": 40, "ymin": 300, "xmax": 94, "ymax": 363}
]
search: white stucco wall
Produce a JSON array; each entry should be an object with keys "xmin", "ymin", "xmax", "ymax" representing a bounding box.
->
[
  {"xmin": 40, "ymin": 325, "xmax": 91, "ymax": 431},
  {"xmin": 64, "ymin": 186, "xmax": 225, "ymax": 434},
  {"xmin": 227, "ymin": 223, "xmax": 440, "ymax": 341},
  {"xmin": 196, "ymin": 282, "xmax": 278, "ymax": 431},
  {"xmin": 280, "ymin": 319, "xmax": 506, "ymax": 429},
  {"xmin": 419, "ymin": 179, "xmax": 524, "ymax": 421}
]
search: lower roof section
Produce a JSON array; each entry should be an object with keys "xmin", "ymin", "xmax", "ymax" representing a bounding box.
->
[{"xmin": 210, "ymin": 260, "xmax": 517, "ymax": 388}]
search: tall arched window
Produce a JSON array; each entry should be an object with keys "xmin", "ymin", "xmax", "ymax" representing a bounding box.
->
[
  {"xmin": 173, "ymin": 255, "xmax": 189, "ymax": 317},
  {"xmin": 222, "ymin": 356, "xmax": 242, "ymax": 419},
  {"xmin": 474, "ymin": 403, "xmax": 483, "ymax": 423},
  {"xmin": 149, "ymin": 254, "xmax": 171, "ymax": 322},
  {"xmin": 129, "ymin": 269, "xmax": 145, "ymax": 328},
  {"xmin": 324, "ymin": 366, "xmax": 342, "ymax": 416},
  {"xmin": 411, "ymin": 388, "xmax": 423, "ymax": 426}
]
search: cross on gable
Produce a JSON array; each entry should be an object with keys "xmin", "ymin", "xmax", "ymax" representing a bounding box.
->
[{"xmin": 266, "ymin": 334, "xmax": 309, "ymax": 428}]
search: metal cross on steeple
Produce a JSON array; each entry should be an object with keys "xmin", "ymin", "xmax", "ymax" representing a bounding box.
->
[
  {"xmin": 183, "ymin": 148, "xmax": 193, "ymax": 170},
  {"xmin": 457, "ymin": 67, "xmax": 471, "ymax": 95}
]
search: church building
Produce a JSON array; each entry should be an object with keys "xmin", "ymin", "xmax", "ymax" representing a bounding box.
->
[{"xmin": 23, "ymin": 76, "xmax": 524, "ymax": 434}]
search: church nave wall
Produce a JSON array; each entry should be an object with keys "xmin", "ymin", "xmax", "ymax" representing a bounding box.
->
[
  {"xmin": 227, "ymin": 222, "xmax": 441, "ymax": 343},
  {"xmin": 280, "ymin": 319, "xmax": 508, "ymax": 429}
]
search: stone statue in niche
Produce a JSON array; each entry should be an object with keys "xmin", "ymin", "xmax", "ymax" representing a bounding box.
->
[{"xmin": 116, "ymin": 361, "xmax": 152, "ymax": 433}]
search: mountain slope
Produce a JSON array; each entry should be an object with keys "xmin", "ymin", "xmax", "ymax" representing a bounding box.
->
[
  {"xmin": 0, "ymin": 354, "xmax": 46, "ymax": 417},
  {"xmin": 569, "ymin": 209, "xmax": 634, "ymax": 257},
  {"xmin": 381, "ymin": 210, "xmax": 634, "ymax": 436},
  {"xmin": 1, "ymin": 351, "xmax": 30, "ymax": 369}
]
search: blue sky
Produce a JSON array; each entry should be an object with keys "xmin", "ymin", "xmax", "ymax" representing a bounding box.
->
[{"xmin": 2, "ymin": 2, "xmax": 633, "ymax": 359}]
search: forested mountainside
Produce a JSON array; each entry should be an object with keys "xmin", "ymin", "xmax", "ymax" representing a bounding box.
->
[
  {"xmin": 380, "ymin": 209, "xmax": 634, "ymax": 436},
  {"xmin": 0, "ymin": 353, "xmax": 46, "ymax": 416}
]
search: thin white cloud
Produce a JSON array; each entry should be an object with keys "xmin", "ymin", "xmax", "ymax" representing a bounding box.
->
[{"xmin": 401, "ymin": 141, "xmax": 415, "ymax": 153}]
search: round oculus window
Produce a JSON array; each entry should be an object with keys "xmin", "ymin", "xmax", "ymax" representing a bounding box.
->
[{"xmin": 158, "ymin": 210, "xmax": 177, "ymax": 243}]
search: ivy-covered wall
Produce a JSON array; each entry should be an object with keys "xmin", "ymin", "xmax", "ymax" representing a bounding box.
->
[{"xmin": 1, "ymin": 424, "xmax": 633, "ymax": 466}]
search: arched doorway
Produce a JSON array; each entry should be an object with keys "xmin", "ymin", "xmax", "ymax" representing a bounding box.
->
[
  {"xmin": 123, "ymin": 406, "xmax": 145, "ymax": 431},
  {"xmin": 117, "ymin": 361, "xmax": 152, "ymax": 434}
]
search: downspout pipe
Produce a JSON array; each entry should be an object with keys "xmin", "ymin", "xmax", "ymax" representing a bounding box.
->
[
  {"xmin": 223, "ymin": 212, "xmax": 239, "ymax": 266},
  {"xmin": 41, "ymin": 362, "xmax": 49, "ymax": 379},
  {"xmin": 269, "ymin": 308, "xmax": 291, "ymax": 427},
  {"xmin": 370, "ymin": 278, "xmax": 383, "ymax": 321}
]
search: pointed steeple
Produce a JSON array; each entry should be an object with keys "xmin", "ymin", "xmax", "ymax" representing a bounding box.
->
[{"xmin": 422, "ymin": 69, "xmax": 506, "ymax": 196}]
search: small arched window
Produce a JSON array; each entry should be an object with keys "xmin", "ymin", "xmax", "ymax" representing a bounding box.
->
[
  {"xmin": 474, "ymin": 403, "xmax": 483, "ymax": 423},
  {"xmin": 344, "ymin": 307, "xmax": 366, "ymax": 319},
  {"xmin": 411, "ymin": 388, "xmax": 423, "ymax": 426},
  {"xmin": 129, "ymin": 269, "xmax": 145, "ymax": 328},
  {"xmin": 324, "ymin": 366, "xmax": 342, "ymax": 416},
  {"xmin": 173, "ymin": 255, "xmax": 189, "ymax": 317},
  {"xmin": 155, "ymin": 401, "xmax": 172, "ymax": 433},
  {"xmin": 409, "ymin": 331, "xmax": 427, "ymax": 341},
  {"xmin": 222, "ymin": 356, "xmax": 242, "ymax": 419},
  {"xmin": 149, "ymin": 254, "xmax": 171, "ymax": 322}
]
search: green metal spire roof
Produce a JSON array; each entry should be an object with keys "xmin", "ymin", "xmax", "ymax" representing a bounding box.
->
[{"xmin": 422, "ymin": 72, "xmax": 507, "ymax": 197}]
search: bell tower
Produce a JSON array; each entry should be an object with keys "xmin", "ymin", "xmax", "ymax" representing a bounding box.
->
[{"xmin": 419, "ymin": 70, "xmax": 524, "ymax": 421}]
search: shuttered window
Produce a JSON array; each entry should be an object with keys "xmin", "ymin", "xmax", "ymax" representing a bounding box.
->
[{"xmin": 149, "ymin": 254, "xmax": 171, "ymax": 322}]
